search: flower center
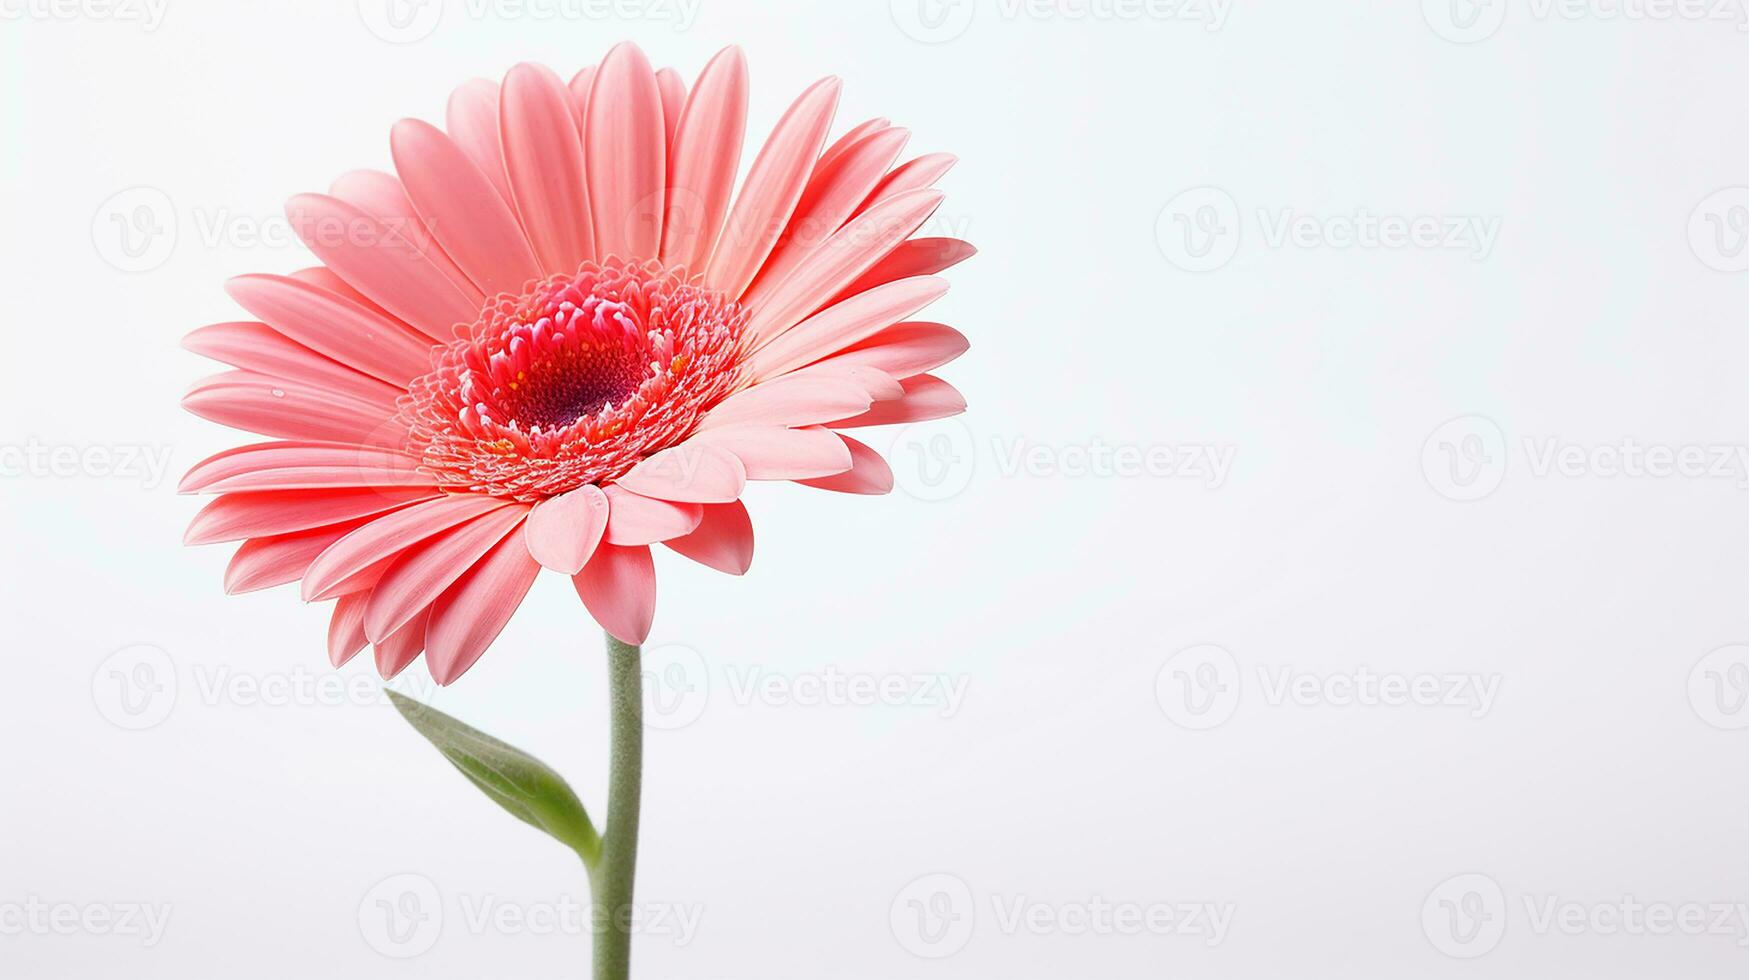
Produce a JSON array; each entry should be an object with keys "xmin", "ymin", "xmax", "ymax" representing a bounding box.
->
[{"xmin": 397, "ymin": 260, "xmax": 748, "ymax": 501}]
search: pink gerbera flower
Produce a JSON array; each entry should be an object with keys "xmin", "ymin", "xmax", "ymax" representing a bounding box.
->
[{"xmin": 181, "ymin": 43, "xmax": 971, "ymax": 685}]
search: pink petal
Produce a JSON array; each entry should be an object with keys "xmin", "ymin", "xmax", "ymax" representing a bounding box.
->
[
  {"xmin": 288, "ymin": 266, "xmax": 395, "ymax": 317},
  {"xmin": 696, "ymin": 373, "xmax": 873, "ymax": 431},
  {"xmin": 615, "ymin": 442, "xmax": 746, "ymax": 504},
  {"xmin": 602, "ymin": 485, "xmax": 703, "ymax": 545},
  {"xmin": 747, "ymin": 276, "xmax": 949, "ymax": 381},
  {"xmin": 425, "ymin": 524, "xmax": 542, "ymax": 685},
  {"xmin": 224, "ymin": 520, "xmax": 367, "ymax": 595},
  {"xmin": 374, "ymin": 606, "xmax": 430, "ymax": 680},
  {"xmin": 828, "ymin": 238, "xmax": 976, "ymax": 307},
  {"xmin": 180, "ymin": 441, "xmax": 430, "ymax": 494},
  {"xmin": 829, "ymin": 374, "xmax": 966, "ymax": 428},
  {"xmin": 363, "ymin": 505, "xmax": 531, "ymax": 642},
  {"xmin": 500, "ymin": 63, "xmax": 595, "ymax": 274},
  {"xmin": 327, "ymin": 170, "xmax": 484, "ymax": 304},
  {"xmin": 328, "ymin": 593, "xmax": 369, "ymax": 667},
  {"xmin": 689, "ymin": 425, "xmax": 853, "ymax": 481},
  {"xmin": 797, "ymin": 433, "xmax": 894, "ymax": 494},
  {"xmin": 182, "ymin": 371, "xmax": 397, "ymax": 444},
  {"xmin": 301, "ymin": 494, "xmax": 513, "ymax": 600},
  {"xmin": 183, "ymin": 322, "xmax": 405, "ymax": 408},
  {"xmin": 391, "ymin": 118, "xmax": 543, "ymax": 297},
  {"xmin": 185, "ymin": 487, "xmax": 435, "ymax": 546},
  {"xmin": 659, "ymin": 46, "xmax": 748, "ymax": 273},
  {"xmin": 856, "ymin": 152, "xmax": 956, "ymax": 216},
  {"xmin": 285, "ymin": 192, "xmax": 479, "ymax": 341},
  {"xmin": 567, "ymin": 66, "xmax": 595, "ymax": 127},
  {"xmin": 744, "ymin": 188, "xmax": 944, "ymax": 345},
  {"xmin": 585, "ymin": 42, "xmax": 667, "ymax": 262},
  {"xmin": 814, "ymin": 118, "xmax": 891, "ymax": 175},
  {"xmin": 705, "ymin": 76, "xmax": 841, "ymax": 299},
  {"xmin": 445, "ymin": 78, "xmax": 513, "ymax": 205},
  {"xmin": 524, "ymin": 484, "xmax": 609, "ymax": 574},
  {"xmin": 663, "ymin": 501, "xmax": 754, "ymax": 575},
  {"xmin": 805, "ymin": 321, "xmax": 970, "ymax": 379},
  {"xmin": 571, "ymin": 543, "xmax": 657, "ymax": 645},
  {"xmin": 744, "ymin": 126, "xmax": 910, "ymax": 304},
  {"xmin": 655, "ymin": 66, "xmax": 685, "ymax": 148},
  {"xmin": 223, "ymin": 273, "xmax": 435, "ymax": 385}
]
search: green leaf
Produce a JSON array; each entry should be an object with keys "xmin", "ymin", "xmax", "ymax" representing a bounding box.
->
[{"xmin": 387, "ymin": 690, "xmax": 599, "ymax": 865}]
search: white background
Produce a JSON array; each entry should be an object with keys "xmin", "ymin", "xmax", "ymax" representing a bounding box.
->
[{"xmin": 5, "ymin": 0, "xmax": 1749, "ymax": 976}]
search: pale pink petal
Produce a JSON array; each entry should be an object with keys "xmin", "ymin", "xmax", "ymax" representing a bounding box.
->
[
  {"xmin": 804, "ymin": 320, "xmax": 970, "ymax": 379},
  {"xmin": 445, "ymin": 79, "xmax": 514, "ymax": 205},
  {"xmin": 182, "ymin": 371, "xmax": 397, "ymax": 444},
  {"xmin": 571, "ymin": 543, "xmax": 656, "ymax": 645},
  {"xmin": 856, "ymin": 152, "xmax": 956, "ymax": 217},
  {"xmin": 391, "ymin": 118, "xmax": 543, "ymax": 297},
  {"xmin": 328, "ymin": 593, "xmax": 369, "ymax": 667},
  {"xmin": 615, "ymin": 442, "xmax": 746, "ymax": 504},
  {"xmin": 567, "ymin": 66, "xmax": 595, "ymax": 127},
  {"xmin": 744, "ymin": 126, "xmax": 910, "ymax": 303},
  {"xmin": 181, "ymin": 441, "xmax": 430, "ymax": 494},
  {"xmin": 602, "ymin": 485, "xmax": 703, "ymax": 545},
  {"xmin": 183, "ymin": 322, "xmax": 405, "ymax": 408},
  {"xmin": 705, "ymin": 76, "xmax": 841, "ymax": 299},
  {"xmin": 185, "ymin": 487, "xmax": 435, "ymax": 546},
  {"xmin": 425, "ymin": 524, "xmax": 542, "ymax": 685},
  {"xmin": 696, "ymin": 373, "xmax": 873, "ymax": 431},
  {"xmin": 585, "ymin": 42, "xmax": 666, "ymax": 261},
  {"xmin": 689, "ymin": 425, "xmax": 853, "ymax": 481},
  {"xmin": 500, "ymin": 63, "xmax": 595, "ymax": 273},
  {"xmin": 829, "ymin": 374, "xmax": 966, "ymax": 428},
  {"xmin": 327, "ymin": 170, "xmax": 484, "ymax": 303},
  {"xmin": 524, "ymin": 484, "xmax": 609, "ymax": 574},
  {"xmin": 364, "ymin": 505, "xmax": 531, "ymax": 643},
  {"xmin": 224, "ymin": 520, "xmax": 367, "ymax": 595},
  {"xmin": 374, "ymin": 606, "xmax": 430, "ymax": 679},
  {"xmin": 744, "ymin": 189, "xmax": 943, "ymax": 345},
  {"xmin": 288, "ymin": 266, "xmax": 396, "ymax": 318},
  {"xmin": 797, "ymin": 433, "xmax": 894, "ymax": 494},
  {"xmin": 663, "ymin": 501, "xmax": 754, "ymax": 575},
  {"xmin": 659, "ymin": 46, "xmax": 748, "ymax": 273},
  {"xmin": 814, "ymin": 118, "xmax": 891, "ymax": 175},
  {"xmin": 655, "ymin": 66, "xmax": 685, "ymax": 148},
  {"xmin": 301, "ymin": 494, "xmax": 513, "ymax": 600},
  {"xmin": 827, "ymin": 238, "xmax": 976, "ymax": 307},
  {"xmin": 285, "ymin": 192, "xmax": 479, "ymax": 341},
  {"xmin": 224, "ymin": 274, "xmax": 435, "ymax": 385},
  {"xmin": 747, "ymin": 276, "xmax": 948, "ymax": 381}
]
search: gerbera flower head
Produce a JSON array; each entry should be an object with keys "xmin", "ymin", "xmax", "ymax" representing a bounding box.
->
[{"xmin": 180, "ymin": 44, "xmax": 971, "ymax": 685}]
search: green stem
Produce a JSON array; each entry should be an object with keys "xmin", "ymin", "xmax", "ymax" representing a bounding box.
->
[{"xmin": 590, "ymin": 634, "xmax": 643, "ymax": 980}]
